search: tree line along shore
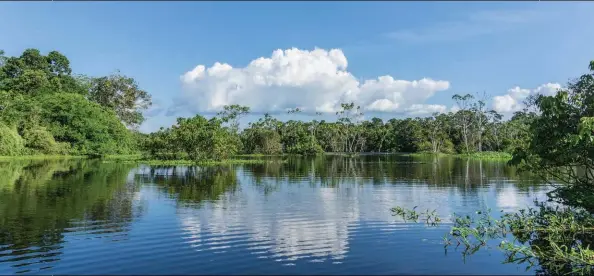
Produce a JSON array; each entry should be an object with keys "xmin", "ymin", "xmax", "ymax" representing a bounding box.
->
[{"xmin": 0, "ymin": 49, "xmax": 534, "ymax": 163}]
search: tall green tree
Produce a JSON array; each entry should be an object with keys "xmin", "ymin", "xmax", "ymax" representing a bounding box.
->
[
  {"xmin": 452, "ymin": 94, "xmax": 474, "ymax": 153},
  {"xmin": 336, "ymin": 102, "xmax": 365, "ymax": 153},
  {"xmin": 38, "ymin": 93, "xmax": 134, "ymax": 155},
  {"xmin": 419, "ymin": 113, "xmax": 454, "ymax": 153},
  {"xmin": 0, "ymin": 49, "xmax": 85, "ymax": 95},
  {"xmin": 217, "ymin": 104, "xmax": 250, "ymax": 134},
  {"xmin": 242, "ymin": 113, "xmax": 283, "ymax": 155},
  {"xmin": 89, "ymin": 72, "xmax": 152, "ymax": 128},
  {"xmin": 145, "ymin": 115, "xmax": 239, "ymax": 161},
  {"xmin": 362, "ymin": 118, "xmax": 390, "ymax": 152}
]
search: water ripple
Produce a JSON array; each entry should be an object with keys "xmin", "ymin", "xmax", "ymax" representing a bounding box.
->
[{"xmin": 0, "ymin": 156, "xmax": 551, "ymax": 274}]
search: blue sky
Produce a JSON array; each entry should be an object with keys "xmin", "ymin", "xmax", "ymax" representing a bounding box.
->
[{"xmin": 1, "ymin": 2, "xmax": 594, "ymax": 132}]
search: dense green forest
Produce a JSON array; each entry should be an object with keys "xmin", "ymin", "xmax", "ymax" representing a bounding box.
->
[
  {"xmin": 144, "ymin": 93, "xmax": 531, "ymax": 160},
  {"xmin": 0, "ymin": 48, "xmax": 531, "ymax": 160},
  {"xmin": 0, "ymin": 49, "xmax": 151, "ymax": 156},
  {"xmin": 0, "ymin": 48, "xmax": 585, "ymax": 166}
]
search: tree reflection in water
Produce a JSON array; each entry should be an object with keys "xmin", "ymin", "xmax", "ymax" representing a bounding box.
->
[
  {"xmin": 137, "ymin": 165, "xmax": 239, "ymax": 207},
  {"xmin": 0, "ymin": 160, "xmax": 143, "ymax": 273}
]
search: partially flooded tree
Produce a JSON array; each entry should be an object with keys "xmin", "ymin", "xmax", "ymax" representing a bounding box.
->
[
  {"xmin": 280, "ymin": 107, "xmax": 323, "ymax": 155},
  {"xmin": 487, "ymin": 110, "xmax": 503, "ymax": 151},
  {"xmin": 363, "ymin": 117, "xmax": 390, "ymax": 153},
  {"xmin": 452, "ymin": 93, "xmax": 474, "ymax": 153},
  {"xmin": 241, "ymin": 113, "xmax": 283, "ymax": 155},
  {"xmin": 336, "ymin": 102, "xmax": 365, "ymax": 153},
  {"xmin": 421, "ymin": 112, "xmax": 452, "ymax": 153},
  {"xmin": 472, "ymin": 92, "xmax": 493, "ymax": 152}
]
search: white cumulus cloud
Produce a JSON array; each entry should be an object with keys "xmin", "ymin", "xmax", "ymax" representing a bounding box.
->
[
  {"xmin": 492, "ymin": 83, "xmax": 562, "ymax": 114},
  {"xmin": 174, "ymin": 48, "xmax": 450, "ymax": 115}
]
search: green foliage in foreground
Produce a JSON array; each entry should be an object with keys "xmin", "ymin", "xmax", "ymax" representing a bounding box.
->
[
  {"xmin": 392, "ymin": 205, "xmax": 594, "ymax": 275},
  {"xmin": 394, "ymin": 60, "xmax": 594, "ymax": 275},
  {"xmin": 510, "ymin": 60, "xmax": 594, "ymax": 212}
]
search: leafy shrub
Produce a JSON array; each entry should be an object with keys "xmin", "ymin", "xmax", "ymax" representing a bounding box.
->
[
  {"xmin": 22, "ymin": 125, "xmax": 57, "ymax": 154},
  {"xmin": 285, "ymin": 135, "xmax": 324, "ymax": 155},
  {"xmin": 38, "ymin": 93, "xmax": 134, "ymax": 155},
  {"xmin": 54, "ymin": 142, "xmax": 72, "ymax": 155},
  {"xmin": 0, "ymin": 123, "xmax": 24, "ymax": 156},
  {"xmin": 441, "ymin": 140, "xmax": 456, "ymax": 154},
  {"xmin": 253, "ymin": 130, "xmax": 283, "ymax": 155}
]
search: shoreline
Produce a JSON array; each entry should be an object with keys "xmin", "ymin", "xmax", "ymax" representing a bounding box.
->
[
  {"xmin": 0, "ymin": 151, "xmax": 513, "ymax": 164},
  {"xmin": 407, "ymin": 151, "xmax": 512, "ymax": 161}
]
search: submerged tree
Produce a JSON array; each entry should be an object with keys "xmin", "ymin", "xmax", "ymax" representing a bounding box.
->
[
  {"xmin": 144, "ymin": 114, "xmax": 239, "ymax": 161},
  {"xmin": 452, "ymin": 93, "xmax": 474, "ymax": 153}
]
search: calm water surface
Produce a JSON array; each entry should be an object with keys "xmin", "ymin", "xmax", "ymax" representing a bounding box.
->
[{"xmin": 0, "ymin": 155, "xmax": 550, "ymax": 274}]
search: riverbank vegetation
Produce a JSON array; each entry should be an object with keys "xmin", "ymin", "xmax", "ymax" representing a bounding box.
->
[
  {"xmin": 0, "ymin": 49, "xmax": 532, "ymax": 163},
  {"xmin": 0, "ymin": 48, "xmax": 577, "ymax": 165},
  {"xmin": 138, "ymin": 84, "xmax": 535, "ymax": 161},
  {"xmin": 1, "ymin": 49, "xmax": 538, "ymax": 163},
  {"xmin": 0, "ymin": 49, "xmax": 149, "ymax": 157},
  {"xmin": 393, "ymin": 60, "xmax": 594, "ymax": 275},
  {"xmin": 101, "ymin": 154, "xmax": 282, "ymax": 166},
  {"xmin": 410, "ymin": 151, "xmax": 513, "ymax": 160}
]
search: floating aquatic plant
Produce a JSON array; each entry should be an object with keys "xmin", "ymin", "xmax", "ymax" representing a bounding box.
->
[{"xmin": 391, "ymin": 202, "xmax": 594, "ymax": 275}]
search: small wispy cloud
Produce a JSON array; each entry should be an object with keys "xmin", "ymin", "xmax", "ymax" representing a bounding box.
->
[
  {"xmin": 144, "ymin": 99, "xmax": 166, "ymax": 118},
  {"xmin": 384, "ymin": 9, "xmax": 553, "ymax": 43}
]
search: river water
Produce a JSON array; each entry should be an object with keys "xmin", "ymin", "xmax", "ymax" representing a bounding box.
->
[{"xmin": 0, "ymin": 154, "xmax": 550, "ymax": 274}]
